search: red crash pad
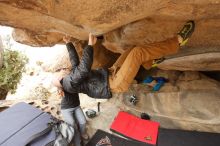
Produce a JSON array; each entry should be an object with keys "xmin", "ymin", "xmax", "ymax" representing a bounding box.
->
[{"xmin": 110, "ymin": 111, "xmax": 159, "ymax": 145}]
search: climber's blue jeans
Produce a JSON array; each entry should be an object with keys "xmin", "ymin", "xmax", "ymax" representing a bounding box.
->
[{"xmin": 61, "ymin": 106, "xmax": 86, "ymax": 146}]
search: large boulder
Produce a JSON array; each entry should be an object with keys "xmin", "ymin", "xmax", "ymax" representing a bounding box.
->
[
  {"xmin": 0, "ymin": 0, "xmax": 173, "ymax": 42},
  {"xmin": 122, "ymin": 71, "xmax": 220, "ymax": 133},
  {"xmin": 103, "ymin": 18, "xmax": 220, "ymax": 53},
  {"xmin": 158, "ymin": 47, "xmax": 220, "ymax": 71}
]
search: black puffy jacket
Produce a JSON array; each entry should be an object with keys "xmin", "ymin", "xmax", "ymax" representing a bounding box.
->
[{"xmin": 60, "ymin": 42, "xmax": 112, "ymax": 99}]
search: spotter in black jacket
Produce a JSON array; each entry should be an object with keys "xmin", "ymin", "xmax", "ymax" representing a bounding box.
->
[{"xmin": 60, "ymin": 42, "xmax": 112, "ymax": 104}]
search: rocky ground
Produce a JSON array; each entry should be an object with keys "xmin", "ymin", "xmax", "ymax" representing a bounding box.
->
[{"xmin": 2, "ymin": 70, "xmax": 220, "ymax": 136}]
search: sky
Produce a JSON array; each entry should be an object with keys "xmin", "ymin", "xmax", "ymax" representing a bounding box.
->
[
  {"xmin": 0, "ymin": 26, "xmax": 12, "ymax": 36},
  {"xmin": 0, "ymin": 26, "xmax": 65, "ymax": 99},
  {"xmin": 0, "ymin": 26, "xmax": 28, "ymax": 52},
  {"xmin": 0, "ymin": 25, "xmax": 64, "ymax": 65}
]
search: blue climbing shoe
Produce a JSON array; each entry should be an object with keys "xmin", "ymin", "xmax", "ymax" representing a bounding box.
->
[
  {"xmin": 152, "ymin": 77, "xmax": 167, "ymax": 91},
  {"xmin": 143, "ymin": 76, "xmax": 154, "ymax": 83}
]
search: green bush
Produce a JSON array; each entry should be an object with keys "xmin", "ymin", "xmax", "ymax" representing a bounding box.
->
[
  {"xmin": 30, "ymin": 85, "xmax": 51, "ymax": 100},
  {"xmin": 0, "ymin": 49, "xmax": 28, "ymax": 98}
]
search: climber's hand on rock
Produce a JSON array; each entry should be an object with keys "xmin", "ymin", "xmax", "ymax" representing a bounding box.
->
[
  {"xmin": 88, "ymin": 33, "xmax": 97, "ymax": 46},
  {"xmin": 63, "ymin": 35, "xmax": 72, "ymax": 43},
  {"xmin": 108, "ymin": 65, "xmax": 119, "ymax": 76},
  {"xmin": 57, "ymin": 89, "xmax": 64, "ymax": 97}
]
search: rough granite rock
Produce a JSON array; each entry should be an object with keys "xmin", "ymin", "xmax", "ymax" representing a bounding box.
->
[
  {"xmin": 1, "ymin": 72, "xmax": 220, "ymax": 133},
  {"xmin": 122, "ymin": 72, "xmax": 220, "ymax": 133},
  {"xmin": 158, "ymin": 47, "xmax": 220, "ymax": 71}
]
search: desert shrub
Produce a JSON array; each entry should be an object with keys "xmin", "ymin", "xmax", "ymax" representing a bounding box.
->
[
  {"xmin": 29, "ymin": 85, "xmax": 51, "ymax": 100},
  {"xmin": 0, "ymin": 49, "xmax": 28, "ymax": 99}
]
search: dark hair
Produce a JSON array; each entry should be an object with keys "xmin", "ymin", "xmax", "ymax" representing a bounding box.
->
[{"xmin": 97, "ymin": 35, "xmax": 104, "ymax": 40}]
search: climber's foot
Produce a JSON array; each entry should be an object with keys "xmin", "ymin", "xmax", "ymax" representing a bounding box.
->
[{"xmin": 178, "ymin": 20, "xmax": 195, "ymax": 46}]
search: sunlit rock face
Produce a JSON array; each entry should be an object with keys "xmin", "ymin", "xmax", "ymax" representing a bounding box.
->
[
  {"xmin": 158, "ymin": 47, "xmax": 220, "ymax": 71},
  {"xmin": 0, "ymin": 0, "xmax": 220, "ymax": 72}
]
